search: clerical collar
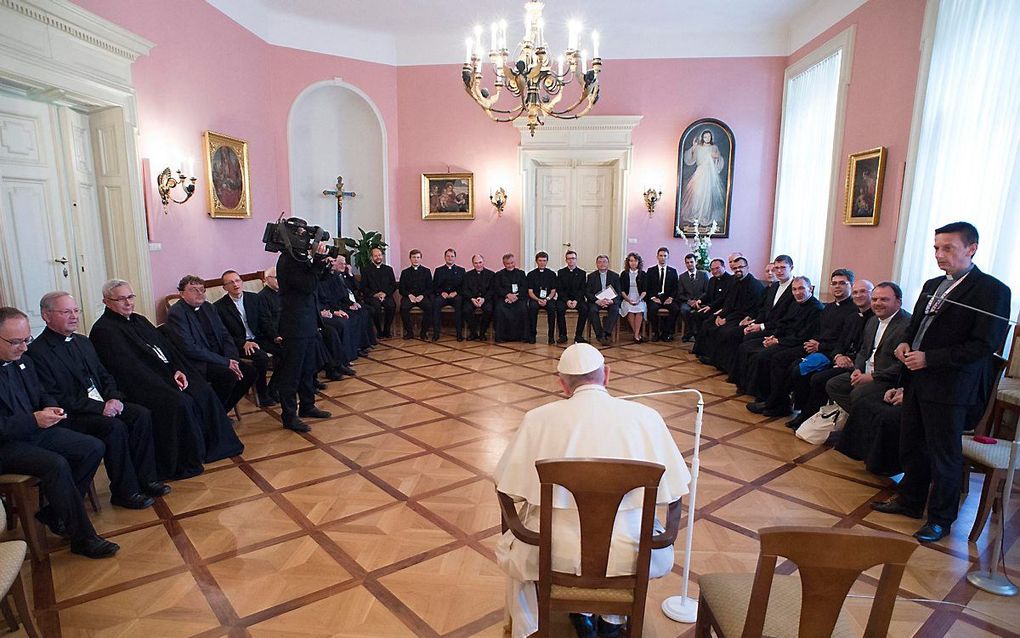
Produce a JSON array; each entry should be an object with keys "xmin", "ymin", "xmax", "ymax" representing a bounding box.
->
[
  {"xmin": 412, "ymin": 265, "xmax": 418, "ymax": 270},
  {"xmin": 193, "ymin": 305, "xmax": 201, "ymax": 312},
  {"xmin": 946, "ymin": 263, "xmax": 975, "ymax": 281},
  {"xmin": 537, "ymin": 268, "xmax": 545, "ymax": 272},
  {"xmin": 572, "ymin": 384, "xmax": 608, "ymax": 395}
]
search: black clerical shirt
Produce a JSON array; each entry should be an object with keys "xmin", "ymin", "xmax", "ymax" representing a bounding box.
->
[
  {"xmin": 527, "ymin": 268, "xmax": 558, "ymax": 300},
  {"xmin": 398, "ymin": 266, "xmax": 432, "ymax": 297}
]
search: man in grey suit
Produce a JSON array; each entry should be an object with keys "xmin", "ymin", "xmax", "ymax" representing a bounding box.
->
[
  {"xmin": 584, "ymin": 255, "xmax": 622, "ymax": 347},
  {"xmin": 825, "ymin": 282, "xmax": 910, "ymax": 412},
  {"xmin": 676, "ymin": 252, "xmax": 710, "ymax": 341}
]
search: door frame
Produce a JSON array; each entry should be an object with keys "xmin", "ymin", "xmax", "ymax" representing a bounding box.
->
[
  {"xmin": 517, "ymin": 116, "xmax": 642, "ymax": 270},
  {"xmin": 0, "ymin": 0, "xmax": 155, "ymax": 314}
]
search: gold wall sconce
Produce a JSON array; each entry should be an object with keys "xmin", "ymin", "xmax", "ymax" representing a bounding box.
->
[
  {"xmin": 157, "ymin": 167, "xmax": 197, "ymax": 213},
  {"xmin": 643, "ymin": 188, "xmax": 662, "ymax": 216},
  {"xmin": 489, "ymin": 186, "xmax": 508, "ymax": 215}
]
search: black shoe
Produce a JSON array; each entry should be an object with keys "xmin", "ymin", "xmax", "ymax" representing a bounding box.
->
[
  {"xmin": 111, "ymin": 492, "xmax": 154, "ymax": 509},
  {"xmin": 467, "ymin": 333, "xmax": 478, "ymax": 341},
  {"xmin": 681, "ymin": 335, "xmax": 692, "ymax": 342},
  {"xmin": 299, "ymin": 406, "xmax": 332, "ymax": 419},
  {"xmin": 651, "ymin": 333, "xmax": 660, "ymax": 342},
  {"xmin": 314, "ymin": 380, "xmax": 327, "ymax": 391},
  {"xmin": 597, "ymin": 617, "xmax": 624, "ymax": 638},
  {"xmin": 339, "ymin": 365, "xmax": 357, "ymax": 376},
  {"xmin": 746, "ymin": 401, "xmax": 767, "ymax": 414},
  {"xmin": 548, "ymin": 336, "xmax": 555, "ymax": 345},
  {"xmin": 569, "ymin": 613, "xmax": 597, "ymax": 638},
  {"xmin": 70, "ymin": 535, "xmax": 120, "ymax": 559},
  {"xmin": 431, "ymin": 335, "xmax": 440, "ymax": 342},
  {"xmin": 697, "ymin": 356, "xmax": 712, "ymax": 365},
  {"xmin": 358, "ymin": 348, "xmax": 371, "ymax": 356},
  {"xmin": 142, "ymin": 481, "xmax": 172, "ymax": 497},
  {"xmin": 325, "ymin": 370, "xmax": 346, "ymax": 381},
  {"xmin": 665, "ymin": 334, "xmax": 676, "ymax": 342},
  {"xmin": 870, "ymin": 499, "xmax": 923, "ymax": 519},
  {"xmin": 574, "ymin": 336, "xmax": 588, "ymax": 344},
  {"xmin": 258, "ymin": 394, "xmax": 278, "ymax": 407},
  {"xmin": 457, "ymin": 335, "xmax": 464, "ymax": 342},
  {"xmin": 914, "ymin": 522, "xmax": 950, "ymax": 543},
  {"xmin": 283, "ymin": 418, "xmax": 311, "ymax": 433},
  {"xmin": 403, "ymin": 332, "xmax": 413, "ymax": 339},
  {"xmin": 786, "ymin": 415, "xmax": 806, "ymax": 430},
  {"xmin": 35, "ymin": 509, "xmax": 68, "ymax": 538},
  {"xmin": 556, "ymin": 336, "xmax": 568, "ymax": 344},
  {"xmin": 419, "ymin": 333, "xmax": 429, "ymax": 341}
]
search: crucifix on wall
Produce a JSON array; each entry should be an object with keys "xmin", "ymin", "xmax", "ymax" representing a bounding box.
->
[{"xmin": 322, "ymin": 175, "xmax": 357, "ymax": 238}]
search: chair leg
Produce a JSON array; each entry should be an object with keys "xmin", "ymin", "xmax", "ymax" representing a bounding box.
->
[
  {"xmin": 968, "ymin": 469, "xmax": 1002, "ymax": 542},
  {"xmin": 10, "ymin": 572, "xmax": 40, "ymax": 638},
  {"xmin": 233, "ymin": 406, "xmax": 242, "ymax": 422},
  {"xmin": 86, "ymin": 479, "xmax": 101, "ymax": 513},
  {"xmin": 1, "ymin": 596, "xmax": 17, "ymax": 631},
  {"xmin": 13, "ymin": 485, "xmax": 46, "ymax": 563},
  {"xmin": 695, "ymin": 596, "xmax": 714, "ymax": 637}
]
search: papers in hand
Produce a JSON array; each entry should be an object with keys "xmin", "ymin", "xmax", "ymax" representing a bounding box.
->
[{"xmin": 596, "ymin": 286, "xmax": 617, "ymax": 301}]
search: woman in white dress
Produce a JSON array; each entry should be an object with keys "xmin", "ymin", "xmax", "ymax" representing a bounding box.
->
[
  {"xmin": 680, "ymin": 129, "xmax": 726, "ymax": 227},
  {"xmin": 619, "ymin": 252, "xmax": 647, "ymax": 342}
]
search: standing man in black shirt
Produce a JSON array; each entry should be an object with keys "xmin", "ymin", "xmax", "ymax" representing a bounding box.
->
[
  {"xmin": 399, "ymin": 249, "xmax": 433, "ymax": 340},
  {"xmin": 527, "ymin": 252, "xmax": 558, "ymax": 344},
  {"xmin": 555, "ymin": 250, "xmax": 588, "ymax": 344},
  {"xmin": 432, "ymin": 248, "xmax": 466, "ymax": 341},
  {"xmin": 462, "ymin": 255, "xmax": 495, "ymax": 341},
  {"xmin": 361, "ymin": 247, "xmax": 397, "ymax": 338}
]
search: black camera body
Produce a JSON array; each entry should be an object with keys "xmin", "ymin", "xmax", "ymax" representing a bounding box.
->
[{"xmin": 263, "ymin": 217, "xmax": 339, "ymax": 264}]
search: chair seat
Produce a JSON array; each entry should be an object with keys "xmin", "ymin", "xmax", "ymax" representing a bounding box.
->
[
  {"xmin": 963, "ymin": 436, "xmax": 1015, "ymax": 469},
  {"xmin": 0, "ymin": 540, "xmax": 27, "ymax": 594},
  {"xmin": 997, "ymin": 377, "xmax": 1020, "ymax": 405},
  {"xmin": 699, "ymin": 573, "xmax": 856, "ymax": 638},
  {"xmin": 0, "ymin": 475, "xmax": 36, "ymax": 485},
  {"xmin": 551, "ymin": 584, "xmax": 634, "ymax": 603}
]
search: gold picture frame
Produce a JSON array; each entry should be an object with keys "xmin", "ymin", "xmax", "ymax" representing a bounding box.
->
[
  {"xmin": 422, "ymin": 173, "xmax": 474, "ymax": 220},
  {"xmin": 843, "ymin": 146, "xmax": 887, "ymax": 226},
  {"xmin": 203, "ymin": 130, "xmax": 251, "ymax": 218}
]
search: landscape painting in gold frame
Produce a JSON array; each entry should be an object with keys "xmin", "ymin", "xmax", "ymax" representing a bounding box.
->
[
  {"xmin": 843, "ymin": 146, "xmax": 887, "ymax": 226},
  {"xmin": 422, "ymin": 173, "xmax": 474, "ymax": 220},
  {"xmin": 204, "ymin": 130, "xmax": 251, "ymax": 218}
]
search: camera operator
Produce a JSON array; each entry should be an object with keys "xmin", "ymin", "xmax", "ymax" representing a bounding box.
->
[{"xmin": 273, "ymin": 223, "xmax": 335, "ymax": 433}]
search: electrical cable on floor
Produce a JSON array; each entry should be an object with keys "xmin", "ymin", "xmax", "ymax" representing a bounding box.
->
[{"xmin": 843, "ymin": 594, "xmax": 1011, "ymax": 624}]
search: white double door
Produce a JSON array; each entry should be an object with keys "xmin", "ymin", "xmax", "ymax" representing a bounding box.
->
[
  {"xmin": 0, "ymin": 92, "xmax": 110, "ymax": 333},
  {"xmin": 534, "ymin": 161, "xmax": 615, "ymax": 272}
]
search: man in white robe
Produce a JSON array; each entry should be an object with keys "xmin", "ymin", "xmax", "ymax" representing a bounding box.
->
[{"xmin": 494, "ymin": 343, "xmax": 691, "ymax": 638}]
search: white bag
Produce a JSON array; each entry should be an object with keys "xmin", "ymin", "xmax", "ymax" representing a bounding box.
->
[{"xmin": 795, "ymin": 404, "xmax": 848, "ymax": 444}]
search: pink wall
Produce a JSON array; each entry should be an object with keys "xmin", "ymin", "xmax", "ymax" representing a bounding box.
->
[
  {"xmin": 789, "ymin": 0, "xmax": 926, "ymax": 283},
  {"xmin": 395, "ymin": 57, "xmax": 785, "ymax": 272}
]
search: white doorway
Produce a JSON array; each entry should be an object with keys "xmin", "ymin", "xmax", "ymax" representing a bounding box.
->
[{"xmin": 534, "ymin": 162, "xmax": 616, "ymax": 271}]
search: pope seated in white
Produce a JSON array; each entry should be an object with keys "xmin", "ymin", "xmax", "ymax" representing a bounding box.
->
[{"xmin": 494, "ymin": 343, "xmax": 691, "ymax": 638}]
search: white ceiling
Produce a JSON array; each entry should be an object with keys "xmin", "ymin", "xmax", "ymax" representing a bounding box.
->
[{"xmin": 205, "ymin": 0, "xmax": 868, "ymax": 66}]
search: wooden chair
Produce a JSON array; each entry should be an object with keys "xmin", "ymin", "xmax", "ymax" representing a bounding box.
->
[
  {"xmin": 0, "ymin": 500, "xmax": 39, "ymax": 637},
  {"xmin": 962, "ymin": 354, "xmax": 1014, "ymax": 541},
  {"xmin": 497, "ymin": 458, "xmax": 682, "ymax": 638},
  {"xmin": 695, "ymin": 526, "xmax": 917, "ymax": 638},
  {"xmin": 0, "ymin": 475, "xmax": 46, "ymax": 562},
  {"xmin": 585, "ymin": 308, "xmax": 621, "ymax": 344}
]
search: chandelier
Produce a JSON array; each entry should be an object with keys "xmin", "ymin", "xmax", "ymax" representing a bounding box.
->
[{"xmin": 462, "ymin": 1, "xmax": 602, "ymax": 136}]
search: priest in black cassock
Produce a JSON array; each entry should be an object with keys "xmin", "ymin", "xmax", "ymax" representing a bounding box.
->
[
  {"xmin": 318, "ymin": 256, "xmax": 373, "ymax": 362},
  {"xmin": 361, "ymin": 247, "xmax": 397, "ymax": 338},
  {"xmin": 493, "ymin": 253, "xmax": 529, "ymax": 343},
  {"xmin": 432, "ymin": 248, "xmax": 465, "ymax": 341},
  {"xmin": 462, "ymin": 254, "xmax": 494, "ymax": 341},
  {"xmin": 526, "ymin": 252, "xmax": 558, "ymax": 344},
  {"xmin": 90, "ymin": 279, "xmax": 244, "ymax": 479},
  {"xmin": 398, "ymin": 249, "xmax": 433, "ymax": 340},
  {"xmin": 28, "ymin": 292, "xmax": 168, "ymax": 509},
  {"xmin": 555, "ymin": 250, "xmax": 588, "ymax": 344}
]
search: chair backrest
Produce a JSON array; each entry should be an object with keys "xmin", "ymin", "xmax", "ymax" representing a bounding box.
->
[
  {"xmin": 535, "ymin": 458, "xmax": 664, "ymax": 589},
  {"xmin": 742, "ymin": 526, "xmax": 917, "ymax": 638},
  {"xmin": 972, "ymin": 355, "xmax": 1008, "ymax": 438},
  {"xmin": 1006, "ymin": 322, "xmax": 1020, "ymax": 379}
]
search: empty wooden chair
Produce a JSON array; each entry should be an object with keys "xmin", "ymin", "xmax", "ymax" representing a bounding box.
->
[
  {"xmin": 0, "ymin": 475, "xmax": 47, "ymax": 562},
  {"xmin": 0, "ymin": 498, "xmax": 40, "ymax": 637},
  {"xmin": 696, "ymin": 526, "xmax": 917, "ymax": 638}
]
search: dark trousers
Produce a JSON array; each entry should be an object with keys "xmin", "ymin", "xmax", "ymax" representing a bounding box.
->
[
  {"xmin": 528, "ymin": 299, "xmax": 556, "ymax": 340},
  {"xmin": 555, "ymin": 299, "xmax": 588, "ymax": 340},
  {"xmin": 0, "ymin": 428, "xmax": 103, "ymax": 542},
  {"xmin": 318, "ymin": 323, "xmax": 350, "ymax": 369},
  {"xmin": 400, "ymin": 297, "xmax": 433, "ymax": 338},
  {"xmin": 678, "ymin": 302, "xmax": 699, "ymax": 338},
  {"xmin": 365, "ymin": 295, "xmax": 396, "ymax": 336},
  {"xmin": 587, "ymin": 302, "xmax": 620, "ymax": 339},
  {"xmin": 433, "ymin": 296, "xmax": 463, "ymax": 337},
  {"xmin": 825, "ymin": 373, "xmax": 892, "ymax": 414},
  {"xmin": 647, "ymin": 297, "xmax": 678, "ymax": 337},
  {"xmin": 64, "ymin": 403, "xmax": 157, "ymax": 499},
  {"xmin": 897, "ymin": 387, "xmax": 969, "ymax": 526},
  {"xmin": 763, "ymin": 346, "xmax": 808, "ymax": 411},
  {"xmin": 276, "ymin": 336, "xmax": 319, "ymax": 424},
  {"xmin": 204, "ymin": 360, "xmax": 255, "ymax": 412},
  {"xmin": 321, "ymin": 314, "xmax": 362, "ymax": 362},
  {"xmin": 463, "ymin": 298, "xmax": 493, "ymax": 337},
  {"xmin": 793, "ymin": 364, "xmax": 854, "ymax": 417},
  {"xmin": 713, "ymin": 323, "xmax": 746, "ymax": 374},
  {"xmin": 692, "ymin": 315, "xmax": 724, "ymax": 358},
  {"xmin": 742, "ymin": 342, "xmax": 795, "ymax": 400},
  {"xmin": 244, "ymin": 348, "xmax": 273, "ymax": 400}
]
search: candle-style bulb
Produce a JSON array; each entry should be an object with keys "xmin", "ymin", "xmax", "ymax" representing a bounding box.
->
[
  {"xmin": 592, "ymin": 30, "xmax": 600, "ymax": 59},
  {"xmin": 465, "ymin": 37, "xmax": 473, "ymax": 63}
]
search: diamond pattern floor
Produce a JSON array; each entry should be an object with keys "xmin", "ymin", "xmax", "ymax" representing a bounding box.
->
[{"xmin": 17, "ymin": 335, "xmax": 1020, "ymax": 637}]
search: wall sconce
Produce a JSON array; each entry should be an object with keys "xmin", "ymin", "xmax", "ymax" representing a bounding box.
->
[
  {"xmin": 489, "ymin": 186, "xmax": 508, "ymax": 215},
  {"xmin": 157, "ymin": 167, "xmax": 196, "ymax": 213},
  {"xmin": 643, "ymin": 188, "xmax": 662, "ymax": 216}
]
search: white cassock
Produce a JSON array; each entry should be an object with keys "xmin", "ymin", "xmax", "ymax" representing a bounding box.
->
[{"xmin": 493, "ymin": 384, "xmax": 691, "ymax": 638}]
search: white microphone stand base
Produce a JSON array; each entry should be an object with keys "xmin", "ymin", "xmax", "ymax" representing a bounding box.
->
[
  {"xmin": 967, "ymin": 571, "xmax": 1018, "ymax": 597},
  {"xmin": 661, "ymin": 595, "xmax": 698, "ymax": 623}
]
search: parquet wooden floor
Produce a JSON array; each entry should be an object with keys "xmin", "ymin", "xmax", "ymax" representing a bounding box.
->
[{"xmin": 11, "ymin": 336, "xmax": 1020, "ymax": 637}]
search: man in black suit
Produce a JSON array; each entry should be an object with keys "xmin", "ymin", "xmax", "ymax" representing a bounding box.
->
[
  {"xmin": 29, "ymin": 292, "xmax": 168, "ymax": 510},
  {"xmin": 585, "ymin": 255, "xmax": 622, "ymax": 347},
  {"xmin": 676, "ymin": 252, "xmax": 710, "ymax": 341},
  {"xmin": 693, "ymin": 256, "xmax": 765, "ymax": 365},
  {"xmin": 645, "ymin": 247, "xmax": 679, "ymax": 342},
  {"xmin": 825, "ymin": 282, "xmax": 911, "ymax": 413},
  {"xmin": 399, "ymin": 249, "xmax": 433, "ymax": 340},
  {"xmin": 493, "ymin": 254, "xmax": 529, "ymax": 343},
  {"xmin": 686, "ymin": 258, "xmax": 732, "ymax": 339},
  {"xmin": 555, "ymin": 250, "xmax": 588, "ymax": 344},
  {"xmin": 873, "ymin": 222, "xmax": 1011, "ymax": 542},
  {"xmin": 527, "ymin": 252, "xmax": 558, "ymax": 345},
  {"xmin": 361, "ymin": 247, "xmax": 397, "ymax": 338},
  {"xmin": 462, "ymin": 254, "xmax": 495, "ymax": 341},
  {"xmin": 0, "ymin": 306, "xmax": 119, "ymax": 558},
  {"xmin": 432, "ymin": 248, "xmax": 466, "ymax": 341},
  {"xmin": 168, "ymin": 275, "xmax": 255, "ymax": 414},
  {"xmin": 215, "ymin": 270, "xmax": 278, "ymax": 406}
]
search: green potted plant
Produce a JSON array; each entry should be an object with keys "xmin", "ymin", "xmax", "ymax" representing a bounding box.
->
[{"xmin": 341, "ymin": 227, "xmax": 388, "ymax": 272}]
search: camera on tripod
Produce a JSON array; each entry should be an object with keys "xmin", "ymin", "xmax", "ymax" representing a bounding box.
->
[{"xmin": 263, "ymin": 216, "xmax": 340, "ymax": 264}]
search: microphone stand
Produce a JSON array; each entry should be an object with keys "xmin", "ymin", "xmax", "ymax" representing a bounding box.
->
[{"xmin": 615, "ymin": 388, "xmax": 704, "ymax": 623}]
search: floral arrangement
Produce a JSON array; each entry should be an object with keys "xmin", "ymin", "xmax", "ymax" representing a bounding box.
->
[{"xmin": 675, "ymin": 221, "xmax": 718, "ymax": 270}]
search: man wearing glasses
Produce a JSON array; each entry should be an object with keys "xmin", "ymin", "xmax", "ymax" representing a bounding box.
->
[{"xmin": 0, "ymin": 306, "xmax": 120, "ymax": 558}]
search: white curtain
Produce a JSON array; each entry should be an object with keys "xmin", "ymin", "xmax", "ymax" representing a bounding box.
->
[
  {"xmin": 771, "ymin": 50, "xmax": 843, "ymax": 286},
  {"xmin": 897, "ymin": 0, "xmax": 1020, "ymax": 322}
]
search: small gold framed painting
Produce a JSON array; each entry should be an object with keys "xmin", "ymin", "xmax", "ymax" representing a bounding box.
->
[
  {"xmin": 843, "ymin": 146, "xmax": 887, "ymax": 226},
  {"xmin": 422, "ymin": 173, "xmax": 474, "ymax": 220},
  {"xmin": 204, "ymin": 130, "xmax": 251, "ymax": 218}
]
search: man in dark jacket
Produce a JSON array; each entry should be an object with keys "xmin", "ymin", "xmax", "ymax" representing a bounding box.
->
[
  {"xmin": 686, "ymin": 258, "xmax": 732, "ymax": 340},
  {"xmin": 676, "ymin": 252, "xmax": 710, "ymax": 341},
  {"xmin": 361, "ymin": 247, "xmax": 397, "ymax": 338},
  {"xmin": 646, "ymin": 247, "xmax": 680, "ymax": 342},
  {"xmin": 399, "ymin": 249, "xmax": 433, "ymax": 340},
  {"xmin": 555, "ymin": 250, "xmax": 588, "ymax": 344},
  {"xmin": 215, "ymin": 270, "xmax": 278, "ymax": 406},
  {"xmin": 462, "ymin": 254, "xmax": 495, "ymax": 341},
  {"xmin": 585, "ymin": 255, "xmax": 622, "ymax": 347},
  {"xmin": 527, "ymin": 252, "xmax": 558, "ymax": 344},
  {"xmin": 717, "ymin": 255, "xmax": 795, "ymax": 377},
  {"xmin": 694, "ymin": 256, "xmax": 764, "ymax": 363},
  {"xmin": 432, "ymin": 248, "xmax": 466, "ymax": 341}
]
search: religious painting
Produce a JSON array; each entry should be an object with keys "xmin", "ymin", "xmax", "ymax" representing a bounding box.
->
[
  {"xmin": 843, "ymin": 146, "xmax": 887, "ymax": 226},
  {"xmin": 203, "ymin": 130, "xmax": 251, "ymax": 218},
  {"xmin": 674, "ymin": 118, "xmax": 734, "ymax": 238},
  {"xmin": 421, "ymin": 173, "xmax": 474, "ymax": 220}
]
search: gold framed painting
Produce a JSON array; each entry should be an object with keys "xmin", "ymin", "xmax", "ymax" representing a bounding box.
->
[
  {"xmin": 203, "ymin": 130, "xmax": 251, "ymax": 218},
  {"xmin": 843, "ymin": 146, "xmax": 887, "ymax": 226},
  {"xmin": 422, "ymin": 173, "xmax": 474, "ymax": 220}
]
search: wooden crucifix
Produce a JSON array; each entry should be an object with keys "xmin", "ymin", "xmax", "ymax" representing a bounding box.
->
[{"xmin": 322, "ymin": 175, "xmax": 357, "ymax": 238}]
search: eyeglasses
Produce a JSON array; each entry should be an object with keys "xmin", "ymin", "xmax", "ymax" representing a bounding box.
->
[
  {"xmin": 185, "ymin": 286, "xmax": 206, "ymax": 293},
  {"xmin": 830, "ymin": 281, "xmax": 850, "ymax": 286},
  {"xmin": 106, "ymin": 294, "xmax": 136, "ymax": 303},
  {"xmin": 51, "ymin": 308, "xmax": 81, "ymax": 316},
  {"xmin": 0, "ymin": 335, "xmax": 33, "ymax": 347}
]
